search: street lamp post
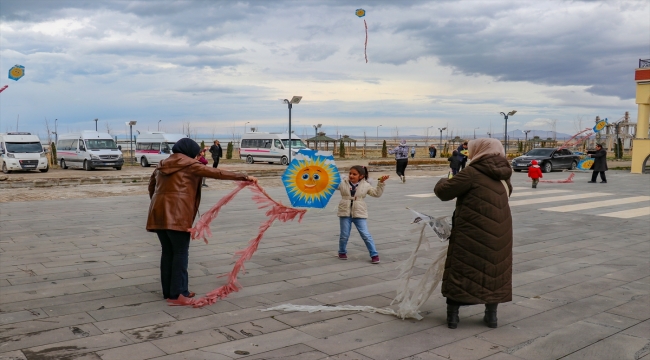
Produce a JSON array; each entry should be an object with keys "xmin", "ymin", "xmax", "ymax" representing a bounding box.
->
[
  {"xmin": 499, "ymin": 110, "xmax": 517, "ymax": 153},
  {"xmin": 282, "ymin": 96, "xmax": 302, "ymax": 164},
  {"xmin": 376, "ymin": 125, "xmax": 382, "ymax": 148},
  {"xmin": 126, "ymin": 121, "xmax": 137, "ymax": 165},
  {"xmin": 94, "ymin": 118, "xmax": 98, "ymax": 131},
  {"xmin": 244, "ymin": 122, "xmax": 250, "ymax": 134},
  {"xmin": 54, "ymin": 119, "xmax": 58, "ymax": 144},
  {"xmin": 438, "ymin": 127, "xmax": 447, "ymax": 155},
  {"xmin": 158, "ymin": 120, "xmax": 161, "ymax": 131},
  {"xmin": 474, "ymin": 127, "xmax": 480, "ymax": 139}
]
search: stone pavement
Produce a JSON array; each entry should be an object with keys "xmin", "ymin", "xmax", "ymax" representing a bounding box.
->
[{"xmin": 0, "ymin": 170, "xmax": 648, "ymax": 360}]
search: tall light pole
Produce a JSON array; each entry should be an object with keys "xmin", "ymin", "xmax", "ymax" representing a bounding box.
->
[
  {"xmin": 282, "ymin": 96, "xmax": 302, "ymax": 164},
  {"xmin": 158, "ymin": 120, "xmax": 161, "ymax": 131},
  {"xmin": 438, "ymin": 127, "xmax": 447, "ymax": 153},
  {"xmin": 94, "ymin": 118, "xmax": 98, "ymax": 131},
  {"xmin": 523, "ymin": 130, "xmax": 531, "ymax": 142},
  {"xmin": 126, "ymin": 121, "xmax": 137, "ymax": 165},
  {"xmin": 376, "ymin": 124, "xmax": 382, "ymax": 146},
  {"xmin": 244, "ymin": 121, "xmax": 250, "ymax": 134},
  {"xmin": 474, "ymin": 127, "xmax": 480, "ymax": 139},
  {"xmin": 54, "ymin": 119, "xmax": 58, "ymax": 144},
  {"xmin": 499, "ymin": 110, "xmax": 517, "ymax": 153}
]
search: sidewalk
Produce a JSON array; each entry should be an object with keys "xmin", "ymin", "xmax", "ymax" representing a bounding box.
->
[{"xmin": 0, "ymin": 170, "xmax": 648, "ymax": 359}]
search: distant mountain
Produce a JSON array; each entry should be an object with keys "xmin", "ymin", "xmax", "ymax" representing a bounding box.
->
[{"xmin": 489, "ymin": 129, "xmax": 574, "ymax": 140}]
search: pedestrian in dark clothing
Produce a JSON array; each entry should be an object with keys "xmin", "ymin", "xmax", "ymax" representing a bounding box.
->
[
  {"xmin": 429, "ymin": 144, "xmax": 437, "ymax": 158},
  {"xmin": 410, "ymin": 145, "xmax": 416, "ymax": 159},
  {"xmin": 457, "ymin": 142, "xmax": 468, "ymax": 170},
  {"xmin": 209, "ymin": 140, "xmax": 223, "ymax": 168},
  {"xmin": 388, "ymin": 140, "xmax": 410, "ymax": 183},
  {"xmin": 434, "ymin": 138, "xmax": 513, "ymax": 330},
  {"xmin": 448, "ymin": 150, "xmax": 461, "ymax": 175},
  {"xmin": 587, "ymin": 144, "xmax": 608, "ymax": 183}
]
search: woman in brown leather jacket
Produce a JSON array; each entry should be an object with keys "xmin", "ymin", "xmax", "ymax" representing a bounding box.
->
[{"xmin": 146, "ymin": 138, "xmax": 256, "ymax": 300}]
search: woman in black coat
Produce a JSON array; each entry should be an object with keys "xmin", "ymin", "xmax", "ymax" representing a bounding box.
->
[{"xmin": 587, "ymin": 144, "xmax": 607, "ymax": 183}]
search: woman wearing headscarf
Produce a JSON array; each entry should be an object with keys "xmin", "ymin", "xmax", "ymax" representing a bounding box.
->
[
  {"xmin": 388, "ymin": 140, "xmax": 410, "ymax": 183},
  {"xmin": 146, "ymin": 138, "xmax": 257, "ymax": 300},
  {"xmin": 433, "ymin": 138, "xmax": 513, "ymax": 329}
]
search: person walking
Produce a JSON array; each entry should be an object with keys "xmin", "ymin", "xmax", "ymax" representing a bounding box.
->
[
  {"xmin": 429, "ymin": 144, "xmax": 437, "ymax": 158},
  {"xmin": 209, "ymin": 140, "xmax": 223, "ymax": 168},
  {"xmin": 410, "ymin": 144, "xmax": 416, "ymax": 159},
  {"xmin": 528, "ymin": 160, "xmax": 543, "ymax": 188},
  {"xmin": 434, "ymin": 138, "xmax": 513, "ymax": 329},
  {"xmin": 336, "ymin": 165, "xmax": 389, "ymax": 264},
  {"xmin": 587, "ymin": 144, "xmax": 608, "ymax": 183},
  {"xmin": 456, "ymin": 142, "xmax": 468, "ymax": 170},
  {"xmin": 146, "ymin": 138, "xmax": 256, "ymax": 301},
  {"xmin": 448, "ymin": 150, "xmax": 461, "ymax": 176},
  {"xmin": 389, "ymin": 139, "xmax": 410, "ymax": 183}
]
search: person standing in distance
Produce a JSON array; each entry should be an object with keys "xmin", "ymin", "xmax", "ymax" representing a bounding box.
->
[
  {"xmin": 456, "ymin": 142, "xmax": 469, "ymax": 170},
  {"xmin": 209, "ymin": 140, "xmax": 223, "ymax": 168},
  {"xmin": 587, "ymin": 143, "xmax": 608, "ymax": 183}
]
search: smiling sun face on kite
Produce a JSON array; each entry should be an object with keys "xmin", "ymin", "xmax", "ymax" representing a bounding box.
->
[
  {"xmin": 283, "ymin": 154, "xmax": 340, "ymax": 208},
  {"xmin": 296, "ymin": 166, "xmax": 330, "ymax": 194}
]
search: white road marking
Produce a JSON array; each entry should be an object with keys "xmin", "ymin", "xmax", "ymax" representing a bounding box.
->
[
  {"xmin": 597, "ymin": 206, "xmax": 650, "ymax": 219},
  {"xmin": 511, "ymin": 190, "xmax": 571, "ymax": 198},
  {"xmin": 509, "ymin": 193, "xmax": 613, "ymax": 207},
  {"xmin": 540, "ymin": 196, "xmax": 650, "ymax": 213}
]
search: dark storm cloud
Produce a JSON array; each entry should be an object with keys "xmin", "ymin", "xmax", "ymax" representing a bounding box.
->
[{"xmin": 381, "ymin": 1, "xmax": 645, "ymax": 99}]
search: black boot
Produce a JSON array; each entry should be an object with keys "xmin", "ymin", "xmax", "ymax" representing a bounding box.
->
[
  {"xmin": 484, "ymin": 304, "xmax": 498, "ymax": 328},
  {"xmin": 447, "ymin": 305, "xmax": 460, "ymax": 329}
]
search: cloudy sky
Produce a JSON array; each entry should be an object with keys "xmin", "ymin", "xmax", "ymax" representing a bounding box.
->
[{"xmin": 0, "ymin": 0, "xmax": 648, "ymax": 140}]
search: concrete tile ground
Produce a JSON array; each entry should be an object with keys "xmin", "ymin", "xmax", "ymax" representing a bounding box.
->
[{"xmin": 1, "ymin": 170, "xmax": 648, "ymax": 359}]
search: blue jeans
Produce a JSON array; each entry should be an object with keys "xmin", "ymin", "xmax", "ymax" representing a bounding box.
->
[
  {"xmin": 339, "ymin": 217, "xmax": 378, "ymax": 257},
  {"xmin": 157, "ymin": 230, "xmax": 191, "ymax": 299}
]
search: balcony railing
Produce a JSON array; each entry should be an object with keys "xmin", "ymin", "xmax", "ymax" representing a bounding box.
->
[{"xmin": 640, "ymin": 59, "xmax": 650, "ymax": 68}]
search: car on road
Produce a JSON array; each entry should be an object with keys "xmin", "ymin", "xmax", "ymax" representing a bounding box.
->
[{"xmin": 511, "ymin": 148, "xmax": 581, "ymax": 173}]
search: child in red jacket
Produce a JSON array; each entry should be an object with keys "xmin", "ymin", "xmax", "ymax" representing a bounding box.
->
[{"xmin": 528, "ymin": 160, "xmax": 543, "ymax": 188}]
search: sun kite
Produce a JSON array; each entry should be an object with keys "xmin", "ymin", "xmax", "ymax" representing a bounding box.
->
[{"xmin": 282, "ymin": 149, "xmax": 341, "ymax": 208}]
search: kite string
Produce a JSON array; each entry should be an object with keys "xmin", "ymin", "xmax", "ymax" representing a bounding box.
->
[
  {"xmin": 168, "ymin": 182, "xmax": 306, "ymax": 308},
  {"xmin": 0, "ymin": 85, "xmax": 8, "ymax": 94},
  {"xmin": 364, "ymin": 19, "xmax": 368, "ymax": 63}
]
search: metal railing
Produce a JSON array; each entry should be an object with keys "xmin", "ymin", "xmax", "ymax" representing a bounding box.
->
[{"xmin": 640, "ymin": 59, "xmax": 650, "ymax": 68}]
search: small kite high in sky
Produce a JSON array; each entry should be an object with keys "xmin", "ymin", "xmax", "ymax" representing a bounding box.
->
[
  {"xmin": 8, "ymin": 65, "xmax": 24, "ymax": 81},
  {"xmin": 593, "ymin": 118, "xmax": 608, "ymax": 132},
  {"xmin": 282, "ymin": 149, "xmax": 341, "ymax": 208},
  {"xmin": 356, "ymin": 8, "xmax": 368, "ymax": 63}
]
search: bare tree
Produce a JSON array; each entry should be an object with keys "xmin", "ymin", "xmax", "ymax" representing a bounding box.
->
[
  {"xmin": 391, "ymin": 127, "xmax": 399, "ymax": 144},
  {"xmin": 573, "ymin": 115, "xmax": 585, "ymax": 133},
  {"xmin": 44, "ymin": 117, "xmax": 54, "ymax": 165}
]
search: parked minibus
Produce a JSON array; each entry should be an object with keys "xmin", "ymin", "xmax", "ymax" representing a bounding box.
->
[
  {"xmin": 239, "ymin": 132, "xmax": 306, "ymax": 165},
  {"xmin": 0, "ymin": 132, "xmax": 49, "ymax": 173},
  {"xmin": 57, "ymin": 131, "xmax": 123, "ymax": 171},
  {"xmin": 135, "ymin": 132, "xmax": 187, "ymax": 167}
]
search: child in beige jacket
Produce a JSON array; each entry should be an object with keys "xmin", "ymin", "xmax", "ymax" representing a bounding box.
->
[{"xmin": 337, "ymin": 165, "xmax": 389, "ymax": 264}]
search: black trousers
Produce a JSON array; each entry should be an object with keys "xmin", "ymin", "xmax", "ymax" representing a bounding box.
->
[
  {"xmin": 459, "ymin": 160, "xmax": 467, "ymax": 170},
  {"xmin": 156, "ymin": 230, "xmax": 191, "ymax": 300},
  {"xmin": 591, "ymin": 171, "xmax": 607, "ymax": 182},
  {"xmin": 212, "ymin": 158, "xmax": 220, "ymax": 168},
  {"xmin": 396, "ymin": 158, "xmax": 408, "ymax": 177}
]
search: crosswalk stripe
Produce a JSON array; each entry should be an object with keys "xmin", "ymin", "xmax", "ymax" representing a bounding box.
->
[
  {"xmin": 597, "ymin": 206, "xmax": 650, "ymax": 219},
  {"xmin": 407, "ymin": 193, "xmax": 435, "ymax": 198},
  {"xmin": 509, "ymin": 193, "xmax": 613, "ymax": 207},
  {"xmin": 511, "ymin": 190, "xmax": 570, "ymax": 198},
  {"xmin": 540, "ymin": 196, "xmax": 650, "ymax": 212}
]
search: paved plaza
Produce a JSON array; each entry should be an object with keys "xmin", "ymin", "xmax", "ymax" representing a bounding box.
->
[{"xmin": 0, "ymin": 170, "xmax": 648, "ymax": 360}]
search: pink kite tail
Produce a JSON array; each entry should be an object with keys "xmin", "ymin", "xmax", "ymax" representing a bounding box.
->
[
  {"xmin": 364, "ymin": 19, "xmax": 368, "ymax": 63},
  {"xmin": 533, "ymin": 172, "xmax": 575, "ymax": 183},
  {"xmin": 0, "ymin": 85, "xmax": 7, "ymax": 93},
  {"xmin": 189, "ymin": 181, "xmax": 251, "ymax": 243},
  {"xmin": 557, "ymin": 128, "xmax": 591, "ymax": 150},
  {"xmin": 168, "ymin": 183, "xmax": 306, "ymax": 308}
]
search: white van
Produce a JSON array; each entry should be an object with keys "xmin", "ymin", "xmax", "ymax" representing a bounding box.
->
[
  {"xmin": 239, "ymin": 132, "xmax": 306, "ymax": 165},
  {"xmin": 57, "ymin": 131, "xmax": 124, "ymax": 171},
  {"xmin": 0, "ymin": 132, "xmax": 49, "ymax": 173},
  {"xmin": 135, "ymin": 132, "xmax": 187, "ymax": 167}
]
